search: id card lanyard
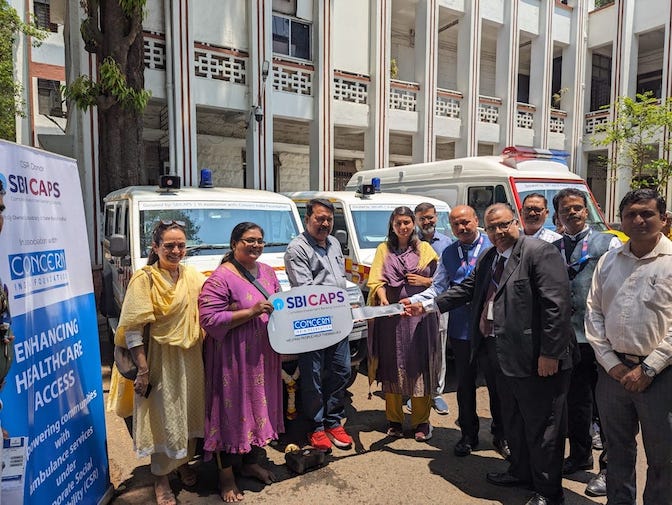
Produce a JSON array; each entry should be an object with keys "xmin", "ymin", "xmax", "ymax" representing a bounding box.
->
[
  {"xmin": 457, "ymin": 235, "xmax": 484, "ymax": 278},
  {"xmin": 560, "ymin": 229, "xmax": 592, "ymax": 272}
]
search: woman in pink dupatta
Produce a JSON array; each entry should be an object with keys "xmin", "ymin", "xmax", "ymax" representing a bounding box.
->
[{"xmin": 198, "ymin": 222, "xmax": 284, "ymax": 503}]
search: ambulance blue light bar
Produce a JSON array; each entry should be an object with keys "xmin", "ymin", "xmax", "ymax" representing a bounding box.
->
[{"xmin": 501, "ymin": 146, "xmax": 569, "ymax": 168}]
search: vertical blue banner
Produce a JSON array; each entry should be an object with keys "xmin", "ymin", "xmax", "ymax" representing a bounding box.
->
[{"xmin": 0, "ymin": 140, "xmax": 112, "ymax": 505}]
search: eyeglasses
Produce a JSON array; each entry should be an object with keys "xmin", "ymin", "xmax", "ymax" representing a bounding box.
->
[
  {"xmin": 522, "ymin": 206, "xmax": 546, "ymax": 214},
  {"xmin": 161, "ymin": 242, "xmax": 187, "ymax": 251},
  {"xmin": 159, "ymin": 219, "xmax": 186, "ymax": 227},
  {"xmin": 485, "ymin": 220, "xmax": 516, "ymax": 233},
  {"xmin": 240, "ymin": 238, "xmax": 266, "ymax": 246}
]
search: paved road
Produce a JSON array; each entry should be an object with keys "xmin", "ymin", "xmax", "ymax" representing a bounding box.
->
[{"xmin": 101, "ymin": 333, "xmax": 644, "ymax": 505}]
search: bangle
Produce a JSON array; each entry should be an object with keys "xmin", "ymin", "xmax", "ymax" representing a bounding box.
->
[{"xmin": 136, "ymin": 369, "xmax": 149, "ymax": 376}]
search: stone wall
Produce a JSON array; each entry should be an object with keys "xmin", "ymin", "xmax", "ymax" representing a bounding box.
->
[{"xmin": 197, "ymin": 134, "xmax": 244, "ymax": 187}]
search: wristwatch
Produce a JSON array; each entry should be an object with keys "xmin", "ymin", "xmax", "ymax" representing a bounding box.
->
[{"xmin": 640, "ymin": 362, "xmax": 656, "ymax": 378}]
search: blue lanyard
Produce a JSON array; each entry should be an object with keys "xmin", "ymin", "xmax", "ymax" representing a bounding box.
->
[
  {"xmin": 457, "ymin": 236, "xmax": 484, "ymax": 278},
  {"xmin": 560, "ymin": 230, "xmax": 592, "ymax": 271}
]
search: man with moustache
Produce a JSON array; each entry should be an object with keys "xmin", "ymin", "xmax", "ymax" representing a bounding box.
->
[
  {"xmin": 521, "ymin": 193, "xmax": 562, "ymax": 243},
  {"xmin": 410, "ymin": 202, "xmax": 453, "ymax": 415},
  {"xmin": 406, "ymin": 205, "xmax": 508, "ymax": 458},
  {"xmin": 284, "ymin": 199, "xmax": 353, "ymax": 452},
  {"xmin": 586, "ymin": 189, "xmax": 672, "ymax": 505},
  {"xmin": 552, "ymin": 188, "xmax": 621, "ymax": 497},
  {"xmin": 406, "ymin": 203, "xmax": 574, "ymax": 505}
]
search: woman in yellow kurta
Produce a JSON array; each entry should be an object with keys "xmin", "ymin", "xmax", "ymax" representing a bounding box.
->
[
  {"xmin": 367, "ymin": 206, "xmax": 440, "ymax": 442},
  {"xmin": 113, "ymin": 220, "xmax": 205, "ymax": 505}
]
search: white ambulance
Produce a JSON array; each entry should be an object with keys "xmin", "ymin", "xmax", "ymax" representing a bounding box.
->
[
  {"xmin": 285, "ymin": 190, "xmax": 452, "ymax": 295},
  {"xmin": 100, "ymin": 181, "xmax": 367, "ymax": 368},
  {"xmin": 346, "ymin": 146, "xmax": 609, "ymax": 231}
]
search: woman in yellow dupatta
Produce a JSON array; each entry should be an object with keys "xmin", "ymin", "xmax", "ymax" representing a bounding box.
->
[
  {"xmin": 111, "ymin": 220, "xmax": 205, "ymax": 505},
  {"xmin": 367, "ymin": 206, "xmax": 439, "ymax": 442}
]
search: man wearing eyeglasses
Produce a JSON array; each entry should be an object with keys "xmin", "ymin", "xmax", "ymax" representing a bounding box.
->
[
  {"xmin": 410, "ymin": 202, "xmax": 453, "ymax": 416},
  {"xmin": 284, "ymin": 198, "xmax": 353, "ymax": 452},
  {"xmin": 551, "ymin": 188, "xmax": 621, "ymax": 497},
  {"xmin": 405, "ymin": 203, "xmax": 575, "ymax": 505},
  {"xmin": 521, "ymin": 193, "xmax": 561, "ymax": 243}
]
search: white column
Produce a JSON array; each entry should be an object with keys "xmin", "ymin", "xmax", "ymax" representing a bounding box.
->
[
  {"xmin": 564, "ymin": 1, "xmax": 588, "ymax": 175},
  {"xmin": 412, "ymin": 0, "xmax": 438, "ymax": 163},
  {"xmin": 64, "ymin": 0, "xmax": 100, "ymax": 264},
  {"xmin": 494, "ymin": 0, "xmax": 519, "ymax": 151},
  {"xmin": 455, "ymin": 0, "xmax": 481, "ymax": 157},
  {"xmin": 245, "ymin": 0, "xmax": 274, "ymax": 190},
  {"xmin": 167, "ymin": 0, "xmax": 198, "ymax": 187},
  {"xmin": 309, "ymin": 0, "xmax": 334, "ymax": 189},
  {"xmin": 605, "ymin": 0, "xmax": 637, "ymax": 221},
  {"xmin": 365, "ymin": 0, "xmax": 391, "ymax": 170},
  {"xmin": 529, "ymin": 0, "xmax": 553, "ymax": 149}
]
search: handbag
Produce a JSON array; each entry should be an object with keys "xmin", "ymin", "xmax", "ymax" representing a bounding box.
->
[
  {"xmin": 114, "ymin": 268, "xmax": 153, "ymax": 380},
  {"xmin": 230, "ymin": 258, "xmax": 270, "ymax": 299}
]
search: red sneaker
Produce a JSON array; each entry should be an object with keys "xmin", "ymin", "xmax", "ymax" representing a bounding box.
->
[
  {"xmin": 325, "ymin": 426, "xmax": 353, "ymax": 448},
  {"xmin": 308, "ymin": 430, "xmax": 332, "ymax": 451}
]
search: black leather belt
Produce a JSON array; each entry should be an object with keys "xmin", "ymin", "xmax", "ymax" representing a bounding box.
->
[{"xmin": 614, "ymin": 351, "xmax": 647, "ymax": 365}]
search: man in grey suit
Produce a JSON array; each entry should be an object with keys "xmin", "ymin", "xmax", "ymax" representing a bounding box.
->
[{"xmin": 406, "ymin": 203, "xmax": 575, "ymax": 505}]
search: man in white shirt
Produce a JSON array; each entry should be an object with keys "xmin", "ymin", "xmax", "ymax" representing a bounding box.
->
[
  {"xmin": 521, "ymin": 193, "xmax": 561, "ymax": 243},
  {"xmin": 585, "ymin": 188, "xmax": 672, "ymax": 505}
]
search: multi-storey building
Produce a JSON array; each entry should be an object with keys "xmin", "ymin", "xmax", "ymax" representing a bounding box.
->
[{"xmin": 10, "ymin": 0, "xmax": 672, "ymax": 264}]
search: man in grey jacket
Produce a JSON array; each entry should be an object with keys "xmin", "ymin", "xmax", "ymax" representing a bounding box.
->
[{"xmin": 284, "ymin": 199, "xmax": 352, "ymax": 452}]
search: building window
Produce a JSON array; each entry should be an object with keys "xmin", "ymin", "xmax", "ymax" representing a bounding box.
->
[
  {"xmin": 590, "ymin": 53, "xmax": 612, "ymax": 111},
  {"xmin": 37, "ymin": 78, "xmax": 65, "ymax": 117},
  {"xmin": 272, "ymin": 14, "xmax": 311, "ymax": 60},
  {"xmin": 637, "ymin": 70, "xmax": 662, "ymax": 99},
  {"xmin": 34, "ymin": 0, "xmax": 58, "ymax": 33}
]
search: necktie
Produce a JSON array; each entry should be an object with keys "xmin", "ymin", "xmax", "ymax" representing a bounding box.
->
[{"xmin": 479, "ymin": 254, "xmax": 505, "ymax": 337}]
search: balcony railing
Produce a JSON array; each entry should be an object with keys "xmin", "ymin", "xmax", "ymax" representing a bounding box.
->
[
  {"xmin": 143, "ymin": 32, "xmax": 166, "ymax": 70},
  {"xmin": 194, "ymin": 43, "xmax": 247, "ymax": 84},
  {"xmin": 390, "ymin": 79, "xmax": 419, "ymax": 112},
  {"xmin": 550, "ymin": 109, "xmax": 567, "ymax": 134},
  {"xmin": 333, "ymin": 71, "xmax": 369, "ymax": 105},
  {"xmin": 516, "ymin": 103, "xmax": 536, "ymax": 129},
  {"xmin": 479, "ymin": 95, "xmax": 502, "ymax": 124},
  {"xmin": 273, "ymin": 58, "xmax": 313, "ymax": 96},
  {"xmin": 585, "ymin": 110, "xmax": 610, "ymax": 134},
  {"xmin": 436, "ymin": 89, "xmax": 462, "ymax": 119}
]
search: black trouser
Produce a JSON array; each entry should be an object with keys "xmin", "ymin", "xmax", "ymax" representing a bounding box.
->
[
  {"xmin": 567, "ymin": 342, "xmax": 598, "ymax": 463},
  {"xmin": 454, "ymin": 338, "xmax": 504, "ymax": 440},
  {"xmin": 489, "ymin": 339, "xmax": 571, "ymax": 501}
]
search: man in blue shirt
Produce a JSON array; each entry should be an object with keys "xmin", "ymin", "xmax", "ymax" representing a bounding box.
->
[
  {"xmin": 408, "ymin": 205, "xmax": 508, "ymax": 458},
  {"xmin": 413, "ymin": 202, "xmax": 452, "ymax": 415}
]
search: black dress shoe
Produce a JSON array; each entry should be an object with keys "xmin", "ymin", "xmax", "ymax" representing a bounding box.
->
[
  {"xmin": 524, "ymin": 493, "xmax": 565, "ymax": 505},
  {"xmin": 486, "ymin": 471, "xmax": 530, "ymax": 487},
  {"xmin": 585, "ymin": 469, "xmax": 607, "ymax": 497},
  {"xmin": 493, "ymin": 437, "xmax": 511, "ymax": 460},
  {"xmin": 562, "ymin": 456, "xmax": 594, "ymax": 475},
  {"xmin": 454, "ymin": 436, "xmax": 479, "ymax": 457}
]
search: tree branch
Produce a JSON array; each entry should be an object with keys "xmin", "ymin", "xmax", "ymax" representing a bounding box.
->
[{"xmin": 120, "ymin": 13, "xmax": 142, "ymax": 55}]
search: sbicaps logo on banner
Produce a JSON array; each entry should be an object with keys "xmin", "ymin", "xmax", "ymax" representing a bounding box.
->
[
  {"xmin": 8, "ymin": 249, "xmax": 69, "ymax": 299},
  {"xmin": 0, "ymin": 166, "xmax": 62, "ymax": 198}
]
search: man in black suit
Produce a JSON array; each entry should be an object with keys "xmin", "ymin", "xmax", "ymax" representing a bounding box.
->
[{"xmin": 406, "ymin": 203, "xmax": 575, "ymax": 505}]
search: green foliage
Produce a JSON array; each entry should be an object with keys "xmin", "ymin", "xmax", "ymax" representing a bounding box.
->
[
  {"xmin": 593, "ymin": 92, "xmax": 672, "ymax": 194},
  {"xmin": 0, "ymin": 0, "xmax": 48, "ymax": 140},
  {"xmin": 118, "ymin": 0, "xmax": 146, "ymax": 17},
  {"xmin": 64, "ymin": 57, "xmax": 150, "ymax": 112}
]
